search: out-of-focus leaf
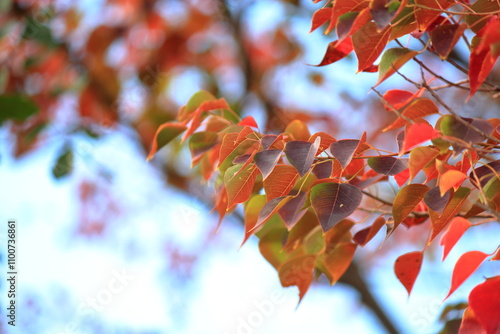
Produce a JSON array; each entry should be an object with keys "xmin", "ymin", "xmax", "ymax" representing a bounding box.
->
[
  {"xmin": 323, "ymin": 242, "xmax": 357, "ymax": 284},
  {"xmin": 285, "ymin": 120, "xmax": 311, "ymax": 141},
  {"xmin": 278, "ymin": 252, "xmax": 317, "ymax": 302},
  {"xmin": 52, "ymin": 145, "xmax": 74, "ymax": 179},
  {"xmin": 0, "ymin": 95, "xmax": 39, "ymax": 125},
  {"xmin": 353, "ymin": 216, "xmax": 386, "ymax": 246},
  {"xmin": 468, "ymin": 276, "xmax": 500, "ymax": 334}
]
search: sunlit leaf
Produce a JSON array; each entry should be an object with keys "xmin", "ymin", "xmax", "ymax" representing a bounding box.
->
[
  {"xmin": 147, "ymin": 122, "xmax": 187, "ymax": 160},
  {"xmin": 315, "ymin": 38, "xmax": 354, "ymax": 66},
  {"xmin": 310, "ymin": 7, "xmax": 332, "ymax": 33},
  {"xmin": 468, "ymin": 276, "xmax": 500, "ymax": 334},
  {"xmin": 403, "ymin": 121, "xmax": 439, "ymax": 151},
  {"xmin": 394, "ymin": 251, "xmax": 423, "ymax": 295},
  {"xmin": 352, "ymin": 22, "xmax": 391, "ymax": 72},
  {"xmin": 409, "ymin": 146, "xmax": 440, "ymax": 182},
  {"xmin": 429, "ymin": 187, "xmax": 471, "ymax": 243},
  {"xmin": 285, "ymin": 120, "xmax": 311, "ymax": 141},
  {"xmin": 440, "ymin": 217, "xmax": 470, "ymax": 261},
  {"xmin": 383, "ymin": 98, "xmax": 439, "ymax": 132},
  {"xmin": 445, "ymin": 251, "xmax": 489, "ymax": 300},
  {"xmin": 392, "ymin": 184, "xmax": 429, "ymax": 229},
  {"xmin": 224, "ymin": 164, "xmax": 259, "ymax": 208},
  {"xmin": 279, "ymin": 252, "xmax": 317, "ymax": 302},
  {"xmin": 439, "ymin": 170, "xmax": 467, "ymax": 196},
  {"xmin": 376, "ymin": 48, "xmax": 418, "ymax": 86},
  {"xmin": 323, "ymin": 242, "xmax": 357, "ymax": 284},
  {"xmin": 264, "ymin": 165, "xmax": 299, "ymax": 200}
]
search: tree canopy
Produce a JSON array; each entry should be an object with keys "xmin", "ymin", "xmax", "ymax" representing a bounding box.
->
[{"xmin": 1, "ymin": 0, "xmax": 500, "ymax": 333}]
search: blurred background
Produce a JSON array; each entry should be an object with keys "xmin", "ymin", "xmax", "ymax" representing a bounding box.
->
[{"xmin": 0, "ymin": 0, "xmax": 499, "ymax": 333}]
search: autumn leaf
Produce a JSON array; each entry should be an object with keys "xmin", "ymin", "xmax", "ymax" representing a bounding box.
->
[
  {"xmin": 440, "ymin": 217, "xmax": 470, "ymax": 261},
  {"xmin": 368, "ymin": 156, "xmax": 408, "ymax": 175},
  {"xmin": 238, "ymin": 116, "xmax": 259, "ymax": 128},
  {"xmin": 424, "ymin": 186, "xmax": 451, "ymax": 213},
  {"xmin": 311, "ymin": 182, "xmax": 363, "ymax": 232},
  {"xmin": 429, "ymin": 187, "xmax": 471, "ymax": 243},
  {"xmin": 310, "ymin": 8, "xmax": 332, "ymax": 33},
  {"xmin": 285, "ymin": 120, "xmax": 311, "ymax": 141},
  {"xmin": 469, "ymin": 159, "xmax": 500, "ymax": 189},
  {"xmin": 394, "ymin": 251, "xmax": 424, "ymax": 295},
  {"xmin": 147, "ymin": 122, "xmax": 187, "ymax": 161},
  {"xmin": 323, "ymin": 242, "xmax": 357, "ymax": 284},
  {"xmin": 242, "ymin": 195, "xmax": 267, "ymax": 246},
  {"xmin": 279, "ymin": 192, "xmax": 308, "ymax": 229},
  {"xmin": 315, "ymin": 38, "xmax": 354, "ymax": 66},
  {"xmin": 409, "ymin": 146, "xmax": 440, "ymax": 182},
  {"xmin": 439, "ymin": 170, "xmax": 467, "ymax": 196},
  {"xmin": 336, "ymin": 8, "xmax": 371, "ymax": 41},
  {"xmin": 376, "ymin": 48, "xmax": 418, "ymax": 86},
  {"xmin": 285, "ymin": 136, "xmax": 321, "ymax": 176},
  {"xmin": 444, "ymin": 250, "xmax": 489, "ymax": 300},
  {"xmin": 254, "ymin": 149, "xmax": 283, "ymax": 180},
  {"xmin": 414, "ymin": 0, "xmax": 453, "ymax": 31},
  {"xmin": 352, "ymin": 22, "xmax": 391, "ymax": 72},
  {"xmin": 264, "ymin": 165, "xmax": 300, "ymax": 200},
  {"xmin": 353, "ymin": 216, "xmax": 386, "ymax": 246},
  {"xmin": 403, "ymin": 121, "xmax": 439, "ymax": 151},
  {"xmin": 392, "ymin": 184, "xmax": 430, "ymax": 229},
  {"xmin": 430, "ymin": 24, "xmax": 467, "ymax": 60},
  {"xmin": 329, "ymin": 139, "xmax": 360, "ymax": 169},
  {"xmin": 278, "ymin": 252, "xmax": 317, "ymax": 302},
  {"xmin": 224, "ymin": 164, "xmax": 259, "ymax": 208},
  {"xmin": 383, "ymin": 98, "xmax": 439, "ymax": 132},
  {"xmin": 468, "ymin": 276, "xmax": 500, "ymax": 334}
]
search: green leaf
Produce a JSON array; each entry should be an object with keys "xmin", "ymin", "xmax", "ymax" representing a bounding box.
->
[
  {"xmin": 147, "ymin": 122, "xmax": 187, "ymax": 160},
  {"xmin": 23, "ymin": 15, "xmax": 58, "ymax": 47},
  {"xmin": 376, "ymin": 48, "xmax": 418, "ymax": 86},
  {"xmin": 0, "ymin": 95, "xmax": 39, "ymax": 124},
  {"xmin": 52, "ymin": 145, "xmax": 73, "ymax": 179}
]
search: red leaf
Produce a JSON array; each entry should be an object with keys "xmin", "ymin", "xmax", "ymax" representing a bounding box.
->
[
  {"xmin": 384, "ymin": 98, "xmax": 439, "ymax": 132},
  {"xmin": 403, "ymin": 121, "xmax": 439, "ymax": 151},
  {"xmin": 352, "ymin": 22, "xmax": 391, "ymax": 72},
  {"xmin": 353, "ymin": 216, "xmax": 386, "ymax": 246},
  {"xmin": 315, "ymin": 38, "xmax": 354, "ymax": 66},
  {"xmin": 336, "ymin": 8, "xmax": 371, "ymax": 41},
  {"xmin": 445, "ymin": 251, "xmax": 489, "ymax": 300},
  {"xmin": 327, "ymin": 0, "xmax": 370, "ymax": 34},
  {"xmin": 238, "ymin": 116, "xmax": 259, "ymax": 128},
  {"xmin": 264, "ymin": 165, "xmax": 299, "ymax": 201},
  {"xmin": 382, "ymin": 88, "xmax": 425, "ymax": 111},
  {"xmin": 440, "ymin": 217, "xmax": 471, "ymax": 261},
  {"xmin": 310, "ymin": 8, "xmax": 332, "ymax": 33},
  {"xmin": 459, "ymin": 307, "xmax": 486, "ymax": 334},
  {"xmin": 394, "ymin": 251, "xmax": 423, "ymax": 295},
  {"xmin": 468, "ymin": 276, "xmax": 500, "ymax": 334},
  {"xmin": 394, "ymin": 168, "xmax": 410, "ymax": 186},
  {"xmin": 182, "ymin": 98, "xmax": 230, "ymax": 141}
]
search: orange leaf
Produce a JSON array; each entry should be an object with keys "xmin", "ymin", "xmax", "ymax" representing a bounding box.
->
[
  {"xmin": 353, "ymin": 216, "xmax": 386, "ymax": 246},
  {"xmin": 224, "ymin": 164, "xmax": 259, "ymax": 208},
  {"xmin": 352, "ymin": 22, "xmax": 392, "ymax": 72},
  {"xmin": 439, "ymin": 170, "xmax": 467, "ymax": 196},
  {"xmin": 264, "ymin": 165, "xmax": 299, "ymax": 201},
  {"xmin": 409, "ymin": 146, "xmax": 440, "ymax": 182},
  {"xmin": 323, "ymin": 242, "xmax": 357, "ymax": 284},
  {"xmin": 392, "ymin": 184, "xmax": 430, "ymax": 229},
  {"xmin": 394, "ymin": 251, "xmax": 423, "ymax": 295},
  {"xmin": 279, "ymin": 253, "xmax": 317, "ymax": 302},
  {"xmin": 384, "ymin": 98, "xmax": 439, "ymax": 132},
  {"xmin": 444, "ymin": 250, "xmax": 489, "ymax": 300},
  {"xmin": 440, "ymin": 217, "xmax": 471, "ymax": 261},
  {"xmin": 414, "ymin": 0, "xmax": 453, "ymax": 31},
  {"xmin": 468, "ymin": 276, "xmax": 500, "ymax": 334},
  {"xmin": 429, "ymin": 187, "xmax": 471, "ymax": 243},
  {"xmin": 238, "ymin": 116, "xmax": 259, "ymax": 128},
  {"xmin": 182, "ymin": 98, "xmax": 230, "ymax": 141}
]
